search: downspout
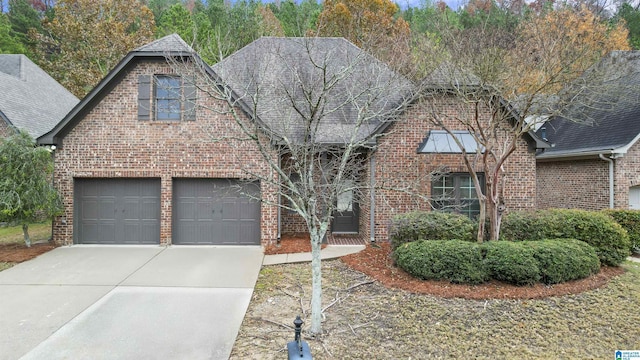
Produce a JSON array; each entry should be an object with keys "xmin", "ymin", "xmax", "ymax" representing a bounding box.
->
[
  {"xmin": 50, "ymin": 145, "xmax": 56, "ymax": 243},
  {"xmin": 370, "ymin": 153, "xmax": 376, "ymax": 243},
  {"xmin": 599, "ymin": 154, "xmax": 614, "ymax": 209},
  {"xmin": 277, "ymin": 148, "xmax": 282, "ymax": 242}
]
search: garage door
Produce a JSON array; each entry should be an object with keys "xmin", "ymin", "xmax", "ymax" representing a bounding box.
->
[
  {"xmin": 173, "ymin": 179, "xmax": 260, "ymax": 245},
  {"xmin": 74, "ymin": 179, "xmax": 161, "ymax": 244}
]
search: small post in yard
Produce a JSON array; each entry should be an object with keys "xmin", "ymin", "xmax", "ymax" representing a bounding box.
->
[{"xmin": 287, "ymin": 315, "xmax": 312, "ymax": 359}]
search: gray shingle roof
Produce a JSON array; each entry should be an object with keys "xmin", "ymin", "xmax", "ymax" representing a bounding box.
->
[
  {"xmin": 537, "ymin": 51, "xmax": 640, "ymax": 158},
  {"xmin": 212, "ymin": 37, "xmax": 414, "ymax": 144},
  {"xmin": 0, "ymin": 55, "xmax": 79, "ymax": 138},
  {"xmin": 135, "ymin": 34, "xmax": 194, "ymax": 53}
]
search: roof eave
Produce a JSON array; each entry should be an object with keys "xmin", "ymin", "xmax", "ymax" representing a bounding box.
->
[
  {"xmin": 611, "ymin": 131, "xmax": 640, "ymax": 155},
  {"xmin": 536, "ymin": 149, "xmax": 615, "ymax": 161}
]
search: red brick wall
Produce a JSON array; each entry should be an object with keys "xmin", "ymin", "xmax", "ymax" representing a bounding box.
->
[
  {"xmin": 0, "ymin": 120, "xmax": 15, "ymax": 138},
  {"xmin": 373, "ymin": 95, "xmax": 537, "ymax": 241},
  {"xmin": 52, "ymin": 59, "xmax": 278, "ymax": 246},
  {"xmin": 614, "ymin": 141, "xmax": 640, "ymax": 208},
  {"xmin": 536, "ymin": 159, "xmax": 610, "ymax": 210}
]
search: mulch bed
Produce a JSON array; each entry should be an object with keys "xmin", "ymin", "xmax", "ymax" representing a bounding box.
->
[
  {"xmin": 264, "ymin": 233, "xmax": 327, "ymax": 255},
  {"xmin": 341, "ymin": 242, "xmax": 625, "ymax": 300},
  {"xmin": 0, "ymin": 243, "xmax": 57, "ymax": 263}
]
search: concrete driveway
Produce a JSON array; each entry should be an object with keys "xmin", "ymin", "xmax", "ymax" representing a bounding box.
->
[{"xmin": 0, "ymin": 246, "xmax": 264, "ymax": 360}]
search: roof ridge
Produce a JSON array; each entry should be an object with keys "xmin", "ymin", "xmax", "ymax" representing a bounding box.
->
[{"xmin": 135, "ymin": 34, "xmax": 195, "ymax": 53}]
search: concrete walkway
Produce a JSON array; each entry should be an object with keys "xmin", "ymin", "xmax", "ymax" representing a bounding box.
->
[
  {"xmin": 262, "ymin": 244, "xmax": 366, "ymax": 265},
  {"xmin": 0, "ymin": 246, "xmax": 263, "ymax": 360}
]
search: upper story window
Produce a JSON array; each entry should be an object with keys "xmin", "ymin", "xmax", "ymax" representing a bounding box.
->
[
  {"xmin": 432, "ymin": 173, "xmax": 484, "ymax": 219},
  {"xmin": 138, "ymin": 74, "xmax": 196, "ymax": 122},
  {"xmin": 155, "ymin": 76, "xmax": 181, "ymax": 120}
]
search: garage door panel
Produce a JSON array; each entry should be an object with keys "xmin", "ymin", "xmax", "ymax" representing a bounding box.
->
[
  {"xmin": 222, "ymin": 201, "xmax": 238, "ymax": 220},
  {"xmin": 75, "ymin": 179, "xmax": 160, "ymax": 244},
  {"xmin": 173, "ymin": 179, "xmax": 260, "ymax": 245},
  {"xmin": 81, "ymin": 200, "xmax": 98, "ymax": 220}
]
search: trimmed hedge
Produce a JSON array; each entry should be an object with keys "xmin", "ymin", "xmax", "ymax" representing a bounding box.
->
[
  {"xmin": 526, "ymin": 239, "xmax": 601, "ymax": 284},
  {"xmin": 484, "ymin": 241, "xmax": 540, "ymax": 285},
  {"xmin": 393, "ymin": 240, "xmax": 489, "ymax": 284},
  {"xmin": 603, "ymin": 209, "xmax": 640, "ymax": 253},
  {"xmin": 389, "ymin": 211, "xmax": 475, "ymax": 251},
  {"xmin": 394, "ymin": 239, "xmax": 601, "ymax": 286},
  {"xmin": 500, "ymin": 209, "xmax": 631, "ymax": 266}
]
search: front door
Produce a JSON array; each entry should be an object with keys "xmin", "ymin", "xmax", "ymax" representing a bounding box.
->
[{"xmin": 332, "ymin": 181, "xmax": 359, "ymax": 233}]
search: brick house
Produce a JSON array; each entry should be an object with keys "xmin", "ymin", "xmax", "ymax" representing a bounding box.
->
[
  {"xmin": 0, "ymin": 55, "xmax": 78, "ymax": 138},
  {"xmin": 39, "ymin": 34, "xmax": 544, "ymax": 246},
  {"xmin": 536, "ymin": 51, "xmax": 640, "ymax": 210}
]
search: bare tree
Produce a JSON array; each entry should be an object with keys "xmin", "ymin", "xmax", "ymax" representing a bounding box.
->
[
  {"xmin": 171, "ymin": 37, "xmax": 415, "ymax": 334},
  {"xmin": 415, "ymin": 6, "xmax": 635, "ymax": 242}
]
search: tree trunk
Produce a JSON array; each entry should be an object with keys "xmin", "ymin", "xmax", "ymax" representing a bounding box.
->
[
  {"xmin": 486, "ymin": 180, "xmax": 504, "ymax": 241},
  {"xmin": 22, "ymin": 223, "xmax": 31, "ymax": 248},
  {"xmin": 309, "ymin": 228, "xmax": 324, "ymax": 335},
  {"xmin": 476, "ymin": 196, "xmax": 486, "ymax": 243}
]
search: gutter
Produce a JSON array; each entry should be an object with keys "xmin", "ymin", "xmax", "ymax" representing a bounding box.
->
[
  {"xmin": 537, "ymin": 149, "xmax": 615, "ymax": 161},
  {"xmin": 599, "ymin": 154, "xmax": 615, "ymax": 209}
]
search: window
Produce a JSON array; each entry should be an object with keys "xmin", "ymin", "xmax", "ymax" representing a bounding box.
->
[
  {"xmin": 155, "ymin": 76, "xmax": 181, "ymax": 120},
  {"xmin": 137, "ymin": 75, "xmax": 196, "ymax": 121},
  {"xmin": 418, "ymin": 130, "xmax": 483, "ymax": 154},
  {"xmin": 432, "ymin": 173, "xmax": 484, "ymax": 219}
]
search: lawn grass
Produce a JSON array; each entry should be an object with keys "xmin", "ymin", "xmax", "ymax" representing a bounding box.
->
[
  {"xmin": 0, "ymin": 222, "xmax": 52, "ymax": 245},
  {"xmin": 232, "ymin": 260, "xmax": 640, "ymax": 359}
]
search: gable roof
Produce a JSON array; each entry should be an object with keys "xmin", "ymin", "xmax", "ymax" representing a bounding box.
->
[
  {"xmin": 537, "ymin": 51, "xmax": 640, "ymax": 159},
  {"xmin": 0, "ymin": 55, "xmax": 79, "ymax": 138},
  {"xmin": 415, "ymin": 62, "xmax": 549, "ymax": 150},
  {"xmin": 212, "ymin": 37, "xmax": 415, "ymax": 144},
  {"xmin": 38, "ymin": 34, "xmax": 199, "ymax": 145},
  {"xmin": 135, "ymin": 33, "xmax": 195, "ymax": 53}
]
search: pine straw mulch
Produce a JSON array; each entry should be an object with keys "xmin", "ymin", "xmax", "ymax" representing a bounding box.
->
[
  {"xmin": 341, "ymin": 242, "xmax": 625, "ymax": 300},
  {"xmin": 0, "ymin": 242, "xmax": 57, "ymax": 263}
]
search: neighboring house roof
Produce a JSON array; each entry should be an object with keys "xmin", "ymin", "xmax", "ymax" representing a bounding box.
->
[
  {"xmin": 212, "ymin": 37, "xmax": 415, "ymax": 144},
  {"xmin": 38, "ymin": 34, "xmax": 199, "ymax": 145},
  {"xmin": 0, "ymin": 54, "xmax": 79, "ymax": 138},
  {"xmin": 537, "ymin": 51, "xmax": 640, "ymax": 159}
]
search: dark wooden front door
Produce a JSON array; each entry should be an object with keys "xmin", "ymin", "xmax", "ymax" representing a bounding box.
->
[{"xmin": 332, "ymin": 182, "xmax": 359, "ymax": 233}]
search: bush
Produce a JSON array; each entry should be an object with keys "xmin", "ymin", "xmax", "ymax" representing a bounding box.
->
[
  {"xmin": 389, "ymin": 211, "xmax": 475, "ymax": 250},
  {"xmin": 501, "ymin": 209, "xmax": 631, "ymax": 266},
  {"xmin": 526, "ymin": 239, "xmax": 600, "ymax": 284},
  {"xmin": 393, "ymin": 238, "xmax": 601, "ymax": 286},
  {"xmin": 484, "ymin": 241, "xmax": 540, "ymax": 285},
  {"xmin": 603, "ymin": 209, "xmax": 640, "ymax": 253},
  {"xmin": 393, "ymin": 240, "xmax": 489, "ymax": 284}
]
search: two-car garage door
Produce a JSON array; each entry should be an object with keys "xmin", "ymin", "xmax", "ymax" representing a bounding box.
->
[{"xmin": 74, "ymin": 178, "xmax": 260, "ymax": 245}]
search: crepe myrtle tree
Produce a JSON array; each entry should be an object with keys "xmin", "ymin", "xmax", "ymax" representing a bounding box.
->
[
  {"xmin": 0, "ymin": 130, "xmax": 62, "ymax": 247},
  {"xmin": 171, "ymin": 37, "xmax": 415, "ymax": 334},
  {"xmin": 415, "ymin": 5, "xmax": 633, "ymax": 242}
]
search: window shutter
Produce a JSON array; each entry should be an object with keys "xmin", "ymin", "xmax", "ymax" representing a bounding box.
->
[
  {"xmin": 138, "ymin": 75, "xmax": 152, "ymax": 121},
  {"xmin": 183, "ymin": 76, "xmax": 196, "ymax": 121}
]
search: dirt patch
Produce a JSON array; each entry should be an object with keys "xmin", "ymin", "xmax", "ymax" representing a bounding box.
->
[
  {"xmin": 264, "ymin": 233, "xmax": 327, "ymax": 255},
  {"xmin": 341, "ymin": 242, "xmax": 624, "ymax": 300},
  {"xmin": 0, "ymin": 242, "xmax": 56, "ymax": 263}
]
